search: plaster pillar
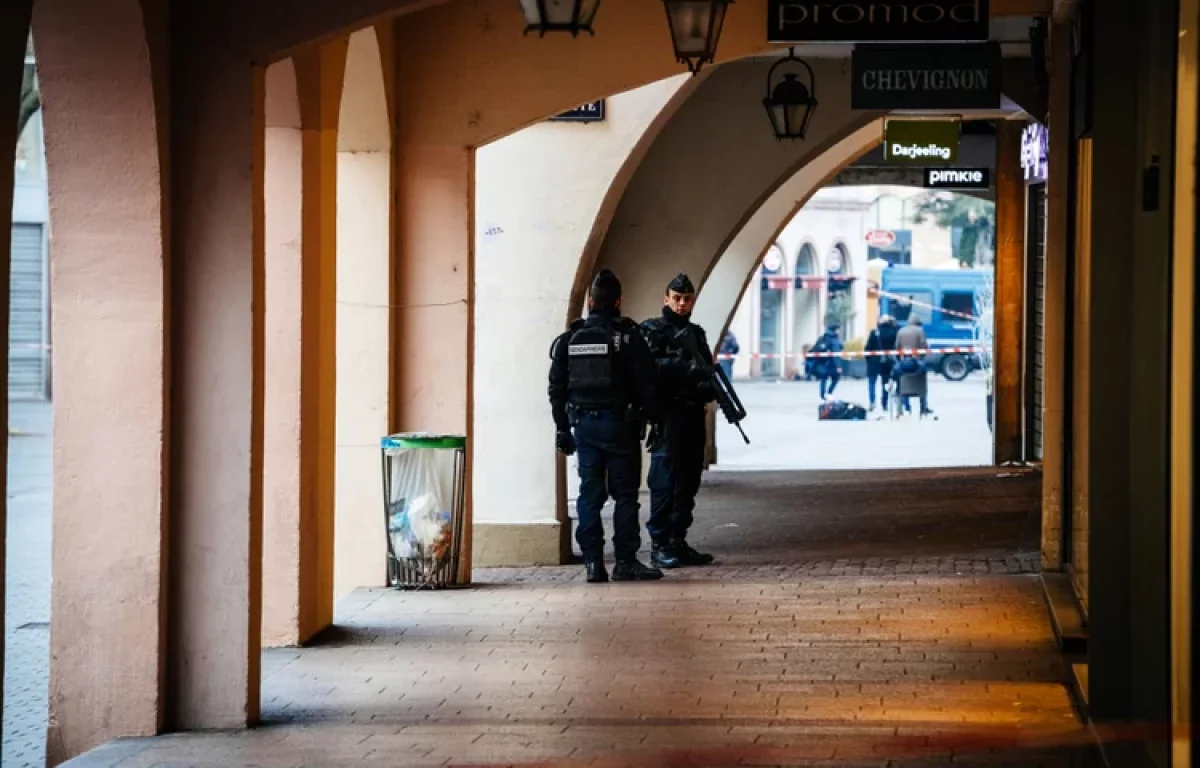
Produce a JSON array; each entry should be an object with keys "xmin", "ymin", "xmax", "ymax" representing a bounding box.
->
[
  {"xmin": 34, "ymin": 0, "xmax": 170, "ymax": 759},
  {"xmin": 293, "ymin": 43, "xmax": 345, "ymax": 642},
  {"xmin": 261, "ymin": 58, "xmax": 305, "ymax": 648},
  {"xmin": 392, "ymin": 25, "xmax": 474, "ymax": 577},
  {"xmin": 167, "ymin": 30, "xmax": 264, "ymax": 727},
  {"xmin": 993, "ymin": 120, "xmax": 1026, "ymax": 465},
  {"xmin": 334, "ymin": 27, "xmax": 391, "ymax": 596},
  {"xmin": 1040, "ymin": 18, "xmax": 1072, "ymax": 571},
  {"xmin": 0, "ymin": 0, "xmax": 33, "ymax": 740},
  {"xmin": 261, "ymin": 42, "xmax": 348, "ymax": 645}
]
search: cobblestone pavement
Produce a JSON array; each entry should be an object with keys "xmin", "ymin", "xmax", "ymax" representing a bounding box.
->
[
  {"xmin": 65, "ymin": 466, "xmax": 1095, "ymax": 767},
  {"xmin": 4, "ymin": 401, "xmax": 52, "ymax": 768}
]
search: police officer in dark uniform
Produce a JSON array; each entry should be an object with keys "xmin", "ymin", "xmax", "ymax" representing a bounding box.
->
[
  {"xmin": 640, "ymin": 273, "xmax": 717, "ymax": 569},
  {"xmin": 548, "ymin": 269, "xmax": 664, "ymax": 583}
]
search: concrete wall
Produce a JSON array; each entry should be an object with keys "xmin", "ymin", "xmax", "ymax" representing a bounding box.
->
[{"xmin": 472, "ymin": 75, "xmax": 688, "ymax": 566}]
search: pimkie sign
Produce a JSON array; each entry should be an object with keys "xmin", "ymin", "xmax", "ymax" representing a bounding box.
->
[
  {"xmin": 883, "ymin": 119, "xmax": 961, "ymax": 165},
  {"xmin": 923, "ymin": 167, "xmax": 991, "ymax": 190},
  {"xmin": 851, "ymin": 43, "xmax": 1001, "ymax": 110},
  {"xmin": 768, "ymin": 0, "xmax": 989, "ymax": 43}
]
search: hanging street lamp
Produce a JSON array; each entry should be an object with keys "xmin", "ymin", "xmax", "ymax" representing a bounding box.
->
[
  {"xmin": 662, "ymin": 0, "xmax": 733, "ymax": 75},
  {"xmin": 520, "ymin": 0, "xmax": 600, "ymax": 37},
  {"xmin": 763, "ymin": 48, "xmax": 818, "ymax": 140}
]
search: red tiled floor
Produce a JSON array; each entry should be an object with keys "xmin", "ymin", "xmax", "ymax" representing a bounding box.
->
[{"xmin": 67, "ymin": 468, "xmax": 1096, "ymax": 767}]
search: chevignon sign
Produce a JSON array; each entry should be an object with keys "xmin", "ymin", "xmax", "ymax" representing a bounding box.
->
[
  {"xmin": 768, "ymin": 0, "xmax": 989, "ymax": 43},
  {"xmin": 851, "ymin": 43, "xmax": 1001, "ymax": 110}
]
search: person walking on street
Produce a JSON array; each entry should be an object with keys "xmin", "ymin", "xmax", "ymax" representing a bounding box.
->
[
  {"xmin": 811, "ymin": 324, "xmax": 843, "ymax": 401},
  {"xmin": 640, "ymin": 273, "xmax": 717, "ymax": 570},
  {"xmin": 895, "ymin": 313, "xmax": 936, "ymax": 419},
  {"xmin": 548, "ymin": 269, "xmax": 664, "ymax": 583},
  {"xmin": 865, "ymin": 315, "xmax": 898, "ymax": 413},
  {"xmin": 717, "ymin": 331, "xmax": 739, "ymax": 381}
]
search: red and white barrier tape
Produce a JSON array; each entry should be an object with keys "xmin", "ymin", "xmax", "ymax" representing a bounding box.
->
[{"xmin": 716, "ymin": 346, "xmax": 984, "ymax": 361}]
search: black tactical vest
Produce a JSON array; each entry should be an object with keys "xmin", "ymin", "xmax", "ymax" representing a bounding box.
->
[{"xmin": 566, "ymin": 318, "xmax": 626, "ymax": 409}]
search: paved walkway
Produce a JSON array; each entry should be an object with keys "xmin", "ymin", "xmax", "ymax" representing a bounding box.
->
[
  {"xmin": 714, "ymin": 377, "xmax": 993, "ymax": 471},
  {"xmin": 67, "ymin": 467, "xmax": 1094, "ymax": 767},
  {"xmin": 4, "ymin": 401, "xmax": 52, "ymax": 768}
]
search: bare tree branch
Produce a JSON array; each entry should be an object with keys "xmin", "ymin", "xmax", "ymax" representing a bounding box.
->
[{"xmin": 18, "ymin": 60, "xmax": 39, "ymax": 138}]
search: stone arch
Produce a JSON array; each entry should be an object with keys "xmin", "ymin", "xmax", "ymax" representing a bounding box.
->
[
  {"xmin": 567, "ymin": 72, "xmax": 709, "ymax": 320},
  {"xmin": 334, "ymin": 25, "xmax": 393, "ymax": 597},
  {"xmin": 587, "ymin": 54, "xmax": 881, "ymax": 329},
  {"xmin": 30, "ymin": 0, "xmax": 169, "ymax": 758},
  {"xmin": 697, "ymin": 120, "xmax": 883, "ymax": 367}
]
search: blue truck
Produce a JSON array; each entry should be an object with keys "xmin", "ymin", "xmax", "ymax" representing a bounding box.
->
[{"xmin": 877, "ymin": 266, "xmax": 990, "ymax": 382}]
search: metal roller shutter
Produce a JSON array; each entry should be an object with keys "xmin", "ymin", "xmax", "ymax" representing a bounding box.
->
[
  {"xmin": 8, "ymin": 223, "xmax": 48, "ymax": 400},
  {"xmin": 1025, "ymin": 185, "xmax": 1047, "ymax": 460}
]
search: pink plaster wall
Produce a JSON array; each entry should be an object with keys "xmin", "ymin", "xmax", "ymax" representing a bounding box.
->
[
  {"xmin": 167, "ymin": 41, "xmax": 263, "ymax": 728},
  {"xmin": 33, "ymin": 0, "xmax": 169, "ymax": 759},
  {"xmin": 262, "ymin": 58, "xmax": 305, "ymax": 647}
]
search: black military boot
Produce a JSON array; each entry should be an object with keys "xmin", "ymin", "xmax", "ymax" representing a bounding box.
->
[
  {"xmin": 585, "ymin": 560, "xmax": 609, "ymax": 583},
  {"xmin": 672, "ymin": 541, "xmax": 715, "ymax": 566},
  {"xmin": 612, "ymin": 558, "xmax": 664, "ymax": 581},
  {"xmin": 651, "ymin": 544, "xmax": 682, "ymax": 570}
]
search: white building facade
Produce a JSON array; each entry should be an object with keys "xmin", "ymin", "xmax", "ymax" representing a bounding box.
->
[{"xmin": 724, "ymin": 185, "xmax": 955, "ymax": 380}]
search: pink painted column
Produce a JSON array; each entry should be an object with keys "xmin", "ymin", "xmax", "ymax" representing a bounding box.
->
[
  {"xmin": 392, "ymin": 140, "xmax": 475, "ymax": 579},
  {"xmin": 262, "ymin": 58, "xmax": 305, "ymax": 648},
  {"xmin": 0, "ymin": 0, "xmax": 34, "ymax": 741},
  {"xmin": 167, "ymin": 32, "xmax": 264, "ymax": 727},
  {"xmin": 33, "ymin": 0, "xmax": 170, "ymax": 760}
]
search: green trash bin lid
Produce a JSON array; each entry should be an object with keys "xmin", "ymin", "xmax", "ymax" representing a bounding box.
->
[{"xmin": 381, "ymin": 433, "xmax": 466, "ymax": 450}]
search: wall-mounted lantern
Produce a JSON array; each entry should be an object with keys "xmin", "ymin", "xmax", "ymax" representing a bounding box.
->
[
  {"xmin": 763, "ymin": 48, "xmax": 818, "ymax": 140},
  {"xmin": 520, "ymin": 0, "xmax": 600, "ymax": 37},
  {"xmin": 662, "ymin": 0, "xmax": 733, "ymax": 75}
]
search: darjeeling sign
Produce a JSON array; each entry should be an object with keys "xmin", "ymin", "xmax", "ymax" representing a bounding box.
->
[
  {"xmin": 883, "ymin": 119, "xmax": 961, "ymax": 165},
  {"xmin": 851, "ymin": 43, "xmax": 1001, "ymax": 110},
  {"xmin": 768, "ymin": 0, "xmax": 989, "ymax": 43}
]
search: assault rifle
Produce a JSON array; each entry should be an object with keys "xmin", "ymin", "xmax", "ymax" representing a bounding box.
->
[{"xmin": 673, "ymin": 328, "xmax": 750, "ymax": 445}]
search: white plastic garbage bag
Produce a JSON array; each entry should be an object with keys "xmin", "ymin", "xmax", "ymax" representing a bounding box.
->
[{"xmin": 384, "ymin": 435, "xmax": 462, "ymax": 584}]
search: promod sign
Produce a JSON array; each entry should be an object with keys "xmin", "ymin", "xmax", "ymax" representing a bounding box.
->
[
  {"xmin": 768, "ymin": 0, "xmax": 989, "ymax": 43},
  {"xmin": 883, "ymin": 120, "xmax": 960, "ymax": 164}
]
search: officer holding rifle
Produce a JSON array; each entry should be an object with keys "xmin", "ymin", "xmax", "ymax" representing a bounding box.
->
[{"xmin": 640, "ymin": 274, "xmax": 721, "ymax": 570}]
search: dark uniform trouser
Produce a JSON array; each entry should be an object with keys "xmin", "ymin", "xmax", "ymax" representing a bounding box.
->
[
  {"xmin": 647, "ymin": 403, "xmax": 707, "ymax": 545},
  {"xmin": 573, "ymin": 410, "xmax": 642, "ymax": 561}
]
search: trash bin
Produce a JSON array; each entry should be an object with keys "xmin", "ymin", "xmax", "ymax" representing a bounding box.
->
[{"xmin": 381, "ymin": 433, "xmax": 467, "ymax": 589}]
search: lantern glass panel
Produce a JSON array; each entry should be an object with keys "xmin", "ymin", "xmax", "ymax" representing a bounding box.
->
[
  {"xmin": 520, "ymin": 0, "xmax": 599, "ymax": 27},
  {"xmin": 666, "ymin": 0, "xmax": 717, "ymax": 57}
]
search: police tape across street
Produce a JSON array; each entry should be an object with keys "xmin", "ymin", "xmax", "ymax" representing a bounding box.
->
[{"xmin": 716, "ymin": 346, "xmax": 984, "ymax": 360}]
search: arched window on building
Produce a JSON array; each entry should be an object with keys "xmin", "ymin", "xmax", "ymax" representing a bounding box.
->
[{"xmin": 759, "ymin": 243, "xmax": 786, "ymax": 378}]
